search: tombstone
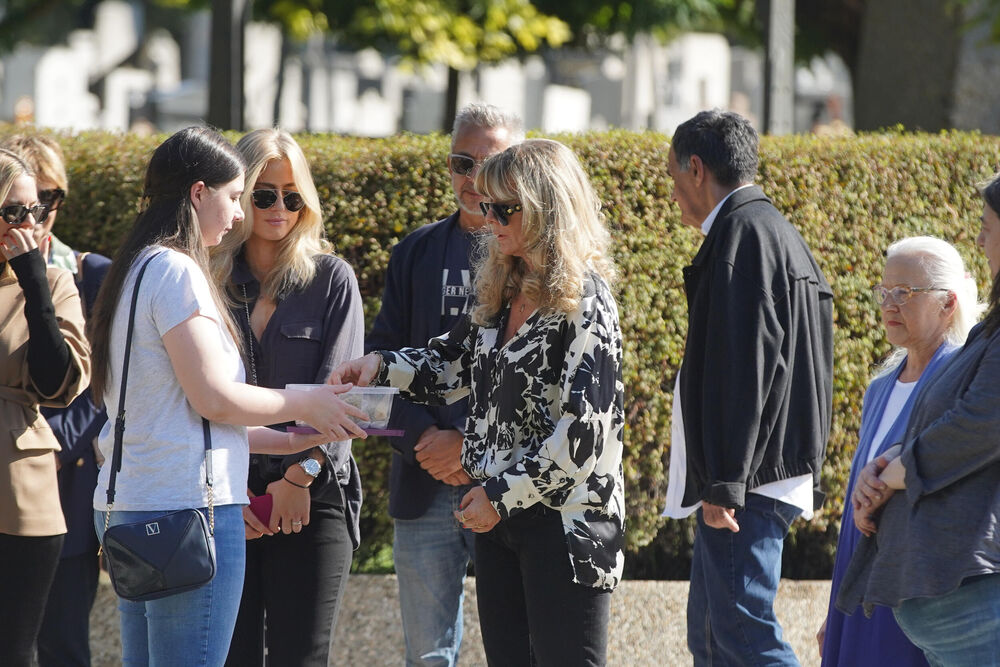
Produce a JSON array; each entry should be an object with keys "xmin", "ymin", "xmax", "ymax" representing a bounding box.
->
[
  {"xmin": 277, "ymin": 54, "xmax": 306, "ymax": 132},
  {"xmin": 243, "ymin": 21, "xmax": 283, "ymax": 129},
  {"xmin": 657, "ymin": 33, "xmax": 731, "ymax": 134},
  {"xmin": 93, "ymin": 0, "xmax": 140, "ymax": 76},
  {"xmin": 329, "ymin": 54, "xmax": 361, "ymax": 135},
  {"xmin": 36, "ymin": 46, "xmax": 100, "ymax": 129},
  {"xmin": 479, "ymin": 61, "xmax": 527, "ymax": 126},
  {"xmin": 542, "ymin": 85, "xmax": 591, "ymax": 133},
  {"xmin": 102, "ymin": 67, "xmax": 154, "ymax": 131},
  {"xmin": 402, "ymin": 63, "xmax": 446, "ymax": 134},
  {"xmin": 143, "ymin": 29, "xmax": 181, "ymax": 93}
]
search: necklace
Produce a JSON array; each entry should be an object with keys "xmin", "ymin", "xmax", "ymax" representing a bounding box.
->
[{"xmin": 240, "ymin": 283, "xmax": 258, "ymax": 386}]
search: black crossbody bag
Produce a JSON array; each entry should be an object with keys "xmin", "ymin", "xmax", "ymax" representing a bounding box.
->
[{"xmin": 100, "ymin": 251, "xmax": 217, "ymax": 601}]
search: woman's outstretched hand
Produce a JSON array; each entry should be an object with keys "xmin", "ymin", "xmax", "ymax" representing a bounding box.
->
[
  {"xmin": 295, "ymin": 384, "xmax": 369, "ymax": 441},
  {"xmin": 329, "ymin": 352, "xmax": 382, "ymax": 387}
]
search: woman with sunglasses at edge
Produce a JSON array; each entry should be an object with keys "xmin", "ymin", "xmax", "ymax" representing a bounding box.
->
[
  {"xmin": 209, "ymin": 128, "xmax": 365, "ymax": 667},
  {"xmin": 333, "ymin": 139, "xmax": 625, "ymax": 666},
  {"xmin": 0, "ymin": 148, "xmax": 91, "ymax": 667},
  {"xmin": 88, "ymin": 126, "xmax": 367, "ymax": 666},
  {"xmin": 816, "ymin": 237, "xmax": 980, "ymax": 666},
  {"xmin": 1, "ymin": 133, "xmax": 112, "ymax": 667}
]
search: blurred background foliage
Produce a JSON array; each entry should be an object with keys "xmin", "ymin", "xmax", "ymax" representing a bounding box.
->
[{"xmin": 5, "ymin": 125, "xmax": 997, "ymax": 578}]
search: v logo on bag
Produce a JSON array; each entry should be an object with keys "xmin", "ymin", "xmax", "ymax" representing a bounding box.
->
[{"xmin": 146, "ymin": 522, "xmax": 160, "ymax": 536}]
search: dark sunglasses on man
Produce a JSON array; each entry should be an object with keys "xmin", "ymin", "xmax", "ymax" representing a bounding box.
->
[
  {"xmin": 251, "ymin": 189, "xmax": 305, "ymax": 212},
  {"xmin": 448, "ymin": 153, "xmax": 486, "ymax": 177},
  {"xmin": 479, "ymin": 201, "xmax": 523, "ymax": 226},
  {"xmin": 2, "ymin": 203, "xmax": 48, "ymax": 226}
]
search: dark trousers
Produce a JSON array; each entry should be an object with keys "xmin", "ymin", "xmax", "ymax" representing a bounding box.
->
[
  {"xmin": 0, "ymin": 533, "xmax": 64, "ymax": 667},
  {"xmin": 225, "ymin": 502, "xmax": 353, "ymax": 667},
  {"xmin": 475, "ymin": 505, "xmax": 611, "ymax": 667},
  {"xmin": 37, "ymin": 550, "xmax": 100, "ymax": 667}
]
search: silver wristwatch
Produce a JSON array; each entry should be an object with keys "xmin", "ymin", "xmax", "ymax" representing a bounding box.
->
[{"xmin": 298, "ymin": 457, "xmax": 322, "ymax": 478}]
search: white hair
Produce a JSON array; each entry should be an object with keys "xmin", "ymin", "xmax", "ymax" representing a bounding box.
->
[
  {"xmin": 451, "ymin": 103, "xmax": 525, "ymax": 146},
  {"xmin": 885, "ymin": 236, "xmax": 983, "ymax": 346}
]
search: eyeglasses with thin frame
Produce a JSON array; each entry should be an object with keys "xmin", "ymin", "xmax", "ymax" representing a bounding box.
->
[
  {"xmin": 479, "ymin": 201, "xmax": 522, "ymax": 226},
  {"xmin": 2, "ymin": 203, "xmax": 47, "ymax": 226},
  {"xmin": 871, "ymin": 284, "xmax": 949, "ymax": 306},
  {"xmin": 251, "ymin": 189, "xmax": 305, "ymax": 212},
  {"xmin": 448, "ymin": 153, "xmax": 484, "ymax": 177}
]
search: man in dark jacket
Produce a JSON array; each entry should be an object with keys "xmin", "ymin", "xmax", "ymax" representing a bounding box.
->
[
  {"xmin": 663, "ymin": 110, "xmax": 833, "ymax": 666},
  {"xmin": 366, "ymin": 103, "xmax": 523, "ymax": 666}
]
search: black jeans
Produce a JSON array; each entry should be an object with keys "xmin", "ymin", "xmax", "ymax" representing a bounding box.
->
[
  {"xmin": 0, "ymin": 533, "xmax": 64, "ymax": 667},
  {"xmin": 36, "ymin": 550, "xmax": 100, "ymax": 667},
  {"xmin": 475, "ymin": 505, "xmax": 611, "ymax": 667},
  {"xmin": 225, "ymin": 501, "xmax": 353, "ymax": 667}
]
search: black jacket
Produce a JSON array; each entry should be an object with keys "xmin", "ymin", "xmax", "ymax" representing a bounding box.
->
[
  {"xmin": 365, "ymin": 212, "xmax": 472, "ymax": 519},
  {"xmin": 678, "ymin": 185, "xmax": 833, "ymax": 510}
]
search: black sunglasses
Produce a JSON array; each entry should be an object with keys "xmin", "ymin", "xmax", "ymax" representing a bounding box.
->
[
  {"xmin": 2, "ymin": 203, "xmax": 47, "ymax": 226},
  {"xmin": 251, "ymin": 189, "xmax": 305, "ymax": 212},
  {"xmin": 448, "ymin": 153, "xmax": 483, "ymax": 177},
  {"xmin": 38, "ymin": 188, "xmax": 66, "ymax": 213},
  {"xmin": 479, "ymin": 201, "xmax": 522, "ymax": 226}
]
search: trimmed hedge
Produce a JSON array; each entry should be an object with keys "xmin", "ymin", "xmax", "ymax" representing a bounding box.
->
[{"xmin": 8, "ymin": 125, "xmax": 998, "ymax": 579}]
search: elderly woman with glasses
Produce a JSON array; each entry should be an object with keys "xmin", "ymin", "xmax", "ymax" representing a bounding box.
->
[
  {"xmin": 209, "ymin": 128, "xmax": 366, "ymax": 667},
  {"xmin": 837, "ymin": 179, "xmax": 1000, "ymax": 665},
  {"xmin": 817, "ymin": 237, "xmax": 980, "ymax": 666},
  {"xmin": 333, "ymin": 138, "xmax": 624, "ymax": 666},
  {"xmin": 0, "ymin": 148, "xmax": 90, "ymax": 667}
]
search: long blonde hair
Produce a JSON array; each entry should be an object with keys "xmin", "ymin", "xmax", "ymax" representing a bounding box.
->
[
  {"xmin": 210, "ymin": 128, "xmax": 331, "ymax": 302},
  {"xmin": 471, "ymin": 139, "xmax": 615, "ymax": 325}
]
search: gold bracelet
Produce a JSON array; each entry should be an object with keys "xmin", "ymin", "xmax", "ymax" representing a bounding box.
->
[{"xmin": 372, "ymin": 352, "xmax": 385, "ymax": 378}]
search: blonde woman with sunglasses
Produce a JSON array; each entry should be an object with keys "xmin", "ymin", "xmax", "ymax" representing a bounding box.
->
[
  {"xmin": 334, "ymin": 139, "xmax": 624, "ymax": 666},
  {"xmin": 0, "ymin": 148, "xmax": 90, "ymax": 667},
  {"xmin": 210, "ymin": 128, "xmax": 365, "ymax": 667}
]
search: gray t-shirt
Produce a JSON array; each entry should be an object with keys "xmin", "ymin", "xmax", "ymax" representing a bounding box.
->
[{"xmin": 93, "ymin": 247, "xmax": 249, "ymax": 511}]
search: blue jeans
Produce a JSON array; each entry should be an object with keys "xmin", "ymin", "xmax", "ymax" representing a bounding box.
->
[
  {"xmin": 393, "ymin": 484, "xmax": 476, "ymax": 667},
  {"xmin": 894, "ymin": 574, "xmax": 1000, "ymax": 667},
  {"xmin": 687, "ymin": 493, "xmax": 801, "ymax": 667},
  {"xmin": 95, "ymin": 504, "xmax": 246, "ymax": 667}
]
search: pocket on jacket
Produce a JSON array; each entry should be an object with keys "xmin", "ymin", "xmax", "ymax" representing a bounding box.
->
[
  {"xmin": 279, "ymin": 321, "xmax": 323, "ymax": 374},
  {"xmin": 10, "ymin": 424, "xmax": 60, "ymax": 452}
]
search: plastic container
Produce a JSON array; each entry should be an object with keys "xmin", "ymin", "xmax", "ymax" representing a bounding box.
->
[{"xmin": 285, "ymin": 384, "xmax": 398, "ymax": 429}]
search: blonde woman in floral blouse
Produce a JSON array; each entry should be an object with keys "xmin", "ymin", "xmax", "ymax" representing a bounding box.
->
[{"xmin": 334, "ymin": 138, "xmax": 624, "ymax": 666}]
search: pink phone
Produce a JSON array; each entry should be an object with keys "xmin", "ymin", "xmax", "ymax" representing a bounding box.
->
[{"xmin": 248, "ymin": 494, "xmax": 273, "ymax": 525}]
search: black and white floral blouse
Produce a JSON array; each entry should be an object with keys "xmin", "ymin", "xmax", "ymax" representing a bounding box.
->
[{"xmin": 376, "ymin": 272, "xmax": 625, "ymax": 590}]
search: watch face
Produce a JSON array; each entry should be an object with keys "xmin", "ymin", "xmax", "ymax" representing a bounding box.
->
[{"xmin": 300, "ymin": 458, "xmax": 321, "ymax": 477}]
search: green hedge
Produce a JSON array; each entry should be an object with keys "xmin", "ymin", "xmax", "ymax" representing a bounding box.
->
[{"xmin": 8, "ymin": 125, "xmax": 998, "ymax": 579}]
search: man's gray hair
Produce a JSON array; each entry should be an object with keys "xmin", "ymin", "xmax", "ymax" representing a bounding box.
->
[{"xmin": 452, "ymin": 103, "xmax": 525, "ymax": 145}]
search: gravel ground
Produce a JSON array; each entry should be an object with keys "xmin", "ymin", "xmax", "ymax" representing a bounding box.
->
[{"xmin": 88, "ymin": 574, "xmax": 830, "ymax": 666}]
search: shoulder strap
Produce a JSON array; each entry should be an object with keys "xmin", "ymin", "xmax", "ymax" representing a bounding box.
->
[{"xmin": 105, "ymin": 251, "xmax": 213, "ymax": 510}]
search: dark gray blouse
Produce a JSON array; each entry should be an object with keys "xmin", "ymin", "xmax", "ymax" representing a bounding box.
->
[{"xmin": 230, "ymin": 252, "xmax": 365, "ymax": 547}]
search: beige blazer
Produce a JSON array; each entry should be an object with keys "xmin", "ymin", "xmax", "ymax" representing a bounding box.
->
[{"xmin": 0, "ymin": 261, "xmax": 90, "ymax": 536}]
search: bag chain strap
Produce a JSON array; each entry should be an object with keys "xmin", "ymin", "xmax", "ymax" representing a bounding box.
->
[{"xmin": 102, "ymin": 250, "xmax": 215, "ymax": 544}]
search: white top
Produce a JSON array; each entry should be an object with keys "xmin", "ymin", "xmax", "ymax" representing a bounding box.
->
[
  {"xmin": 865, "ymin": 379, "xmax": 917, "ymax": 464},
  {"xmin": 93, "ymin": 247, "xmax": 249, "ymax": 511}
]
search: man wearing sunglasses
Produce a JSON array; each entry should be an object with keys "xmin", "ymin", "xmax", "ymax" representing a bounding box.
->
[
  {"xmin": 1, "ymin": 134, "xmax": 111, "ymax": 667},
  {"xmin": 663, "ymin": 110, "xmax": 833, "ymax": 666},
  {"xmin": 366, "ymin": 103, "xmax": 523, "ymax": 666}
]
